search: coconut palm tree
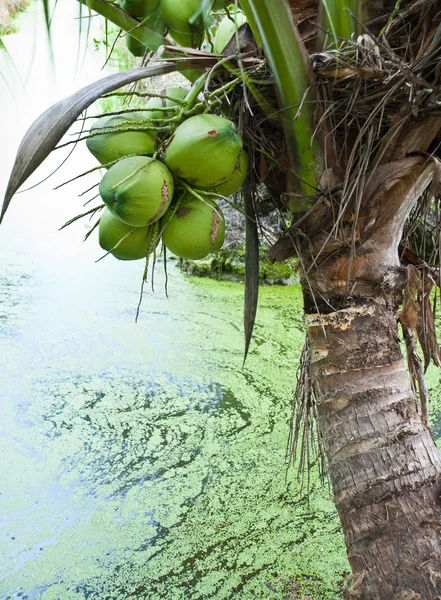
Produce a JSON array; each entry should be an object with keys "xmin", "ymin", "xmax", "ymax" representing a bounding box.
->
[{"xmin": 2, "ymin": 0, "xmax": 441, "ymax": 597}]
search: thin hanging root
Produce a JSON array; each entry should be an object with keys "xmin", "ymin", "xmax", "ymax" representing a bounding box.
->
[
  {"xmin": 59, "ymin": 204, "xmax": 104, "ymax": 231},
  {"xmin": 102, "ymin": 29, "xmax": 122, "ymax": 71},
  {"xmin": 149, "ymin": 222, "xmax": 161, "ymax": 294},
  {"xmin": 286, "ymin": 337, "xmax": 328, "ymax": 495},
  {"xmin": 148, "ymin": 220, "xmax": 160, "ymax": 258},
  {"xmin": 151, "ymin": 246, "xmax": 157, "ymax": 293},
  {"xmin": 135, "ymin": 221, "xmax": 160, "ymax": 322},
  {"xmin": 135, "ymin": 262, "xmax": 149, "ymax": 323}
]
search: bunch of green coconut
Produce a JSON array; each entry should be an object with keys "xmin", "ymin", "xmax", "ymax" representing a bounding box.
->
[
  {"xmin": 119, "ymin": 0, "xmax": 248, "ymax": 56},
  {"xmin": 85, "ymin": 90, "xmax": 248, "ymax": 262}
]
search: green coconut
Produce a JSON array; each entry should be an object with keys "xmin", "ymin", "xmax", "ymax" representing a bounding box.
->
[
  {"xmin": 120, "ymin": 0, "xmax": 159, "ymax": 17},
  {"xmin": 168, "ymin": 26, "xmax": 204, "ymax": 49},
  {"xmin": 161, "ymin": 0, "xmax": 201, "ymax": 33},
  {"xmin": 202, "ymin": 150, "xmax": 248, "ymax": 196},
  {"xmin": 163, "ymin": 114, "xmax": 243, "ymax": 188},
  {"xmin": 86, "ymin": 114, "xmax": 156, "ymax": 166},
  {"xmin": 161, "ymin": 0, "xmax": 205, "ymax": 48},
  {"xmin": 213, "ymin": 10, "xmax": 247, "ymax": 53},
  {"xmin": 98, "ymin": 208, "xmax": 154, "ymax": 260},
  {"xmin": 99, "ymin": 156, "xmax": 174, "ymax": 227},
  {"xmin": 161, "ymin": 195, "xmax": 225, "ymax": 260},
  {"xmin": 122, "ymin": 6, "xmax": 166, "ymax": 53},
  {"xmin": 145, "ymin": 86, "xmax": 188, "ymax": 123},
  {"xmin": 138, "ymin": 6, "xmax": 167, "ymax": 52}
]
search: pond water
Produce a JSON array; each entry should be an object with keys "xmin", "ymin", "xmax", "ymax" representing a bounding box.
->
[{"xmin": 0, "ymin": 240, "xmax": 350, "ymax": 600}]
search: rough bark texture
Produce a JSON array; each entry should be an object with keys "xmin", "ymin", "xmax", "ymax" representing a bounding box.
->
[{"xmin": 306, "ymin": 300, "xmax": 441, "ymax": 599}]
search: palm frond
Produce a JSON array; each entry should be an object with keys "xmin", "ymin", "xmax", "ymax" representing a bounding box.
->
[{"xmin": 1, "ymin": 61, "xmax": 202, "ymax": 222}]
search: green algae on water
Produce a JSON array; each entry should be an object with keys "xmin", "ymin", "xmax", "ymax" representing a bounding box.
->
[{"xmin": 1, "ymin": 269, "xmax": 349, "ymax": 600}]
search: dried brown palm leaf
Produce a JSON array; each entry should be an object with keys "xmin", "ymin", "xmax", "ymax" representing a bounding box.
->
[{"xmin": 1, "ymin": 63, "xmax": 185, "ymax": 223}]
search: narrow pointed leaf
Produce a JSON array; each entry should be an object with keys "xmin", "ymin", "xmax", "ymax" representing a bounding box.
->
[
  {"xmin": 1, "ymin": 63, "xmax": 181, "ymax": 223},
  {"xmin": 235, "ymin": 0, "xmax": 262, "ymax": 46},
  {"xmin": 319, "ymin": 0, "xmax": 360, "ymax": 46},
  {"xmin": 243, "ymin": 177, "xmax": 259, "ymax": 364},
  {"xmin": 240, "ymin": 0, "xmax": 321, "ymax": 197}
]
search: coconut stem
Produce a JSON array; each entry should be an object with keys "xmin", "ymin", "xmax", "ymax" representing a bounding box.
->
[{"xmin": 183, "ymin": 72, "xmax": 210, "ymax": 112}]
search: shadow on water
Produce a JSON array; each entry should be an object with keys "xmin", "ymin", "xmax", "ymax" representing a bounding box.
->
[{"xmin": 36, "ymin": 373, "xmax": 250, "ymax": 497}]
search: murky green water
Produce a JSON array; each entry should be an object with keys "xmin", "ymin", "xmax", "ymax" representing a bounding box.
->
[
  {"xmin": 2, "ymin": 220, "xmax": 441, "ymax": 600},
  {"xmin": 0, "ymin": 241, "xmax": 349, "ymax": 599}
]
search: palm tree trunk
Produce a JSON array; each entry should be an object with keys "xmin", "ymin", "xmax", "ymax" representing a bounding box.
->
[{"xmin": 305, "ymin": 296, "xmax": 441, "ymax": 599}]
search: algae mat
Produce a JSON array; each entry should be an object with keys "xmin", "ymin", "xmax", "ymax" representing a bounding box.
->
[{"xmin": 1, "ymin": 253, "xmax": 349, "ymax": 599}]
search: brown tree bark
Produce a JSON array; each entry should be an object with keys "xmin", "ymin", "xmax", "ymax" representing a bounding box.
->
[
  {"xmin": 305, "ymin": 296, "xmax": 441, "ymax": 599},
  {"xmin": 289, "ymin": 148, "xmax": 441, "ymax": 598}
]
